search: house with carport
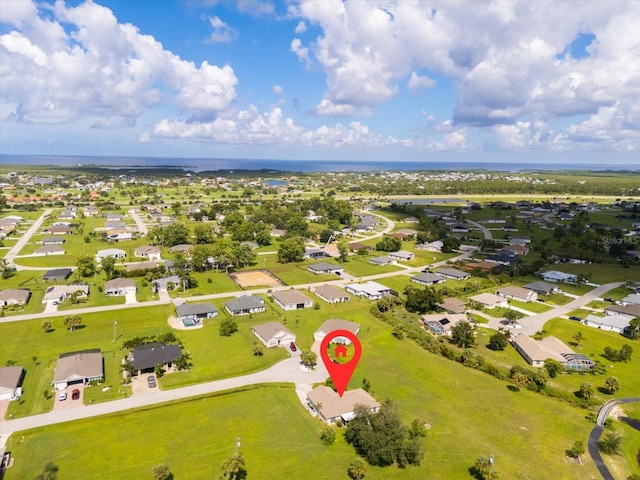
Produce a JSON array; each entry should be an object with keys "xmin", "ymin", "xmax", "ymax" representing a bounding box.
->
[
  {"xmin": 252, "ymin": 322, "xmax": 296, "ymax": 348},
  {"xmin": 225, "ymin": 295, "xmax": 266, "ymax": 316},
  {"xmin": 52, "ymin": 350, "xmax": 104, "ymax": 390},
  {"xmin": 307, "ymin": 386, "xmax": 380, "ymax": 424},
  {"xmin": 271, "ymin": 290, "xmax": 313, "ymax": 310}
]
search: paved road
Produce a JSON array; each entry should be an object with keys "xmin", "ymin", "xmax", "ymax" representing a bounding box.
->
[
  {"xmin": 3, "ymin": 209, "xmax": 53, "ymax": 269},
  {"xmin": 0, "ymin": 356, "xmax": 329, "ymax": 442},
  {"xmin": 588, "ymin": 398, "xmax": 640, "ymax": 480},
  {"xmin": 466, "ymin": 219, "xmax": 493, "ymax": 240},
  {"xmin": 128, "ymin": 209, "xmax": 148, "ymax": 235}
]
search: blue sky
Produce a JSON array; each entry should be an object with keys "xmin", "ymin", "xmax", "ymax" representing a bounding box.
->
[{"xmin": 1, "ymin": 0, "xmax": 639, "ymax": 164}]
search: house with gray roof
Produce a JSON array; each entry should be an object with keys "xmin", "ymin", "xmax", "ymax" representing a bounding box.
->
[
  {"xmin": 388, "ymin": 250, "xmax": 414, "ymax": 261},
  {"xmin": 411, "ymin": 272, "xmax": 446, "ymax": 286},
  {"xmin": 524, "ymin": 281, "xmax": 558, "ymax": 295},
  {"xmin": 95, "ymin": 248, "xmax": 126, "ymax": 263},
  {"xmin": 307, "ymin": 262, "xmax": 344, "ymax": 275},
  {"xmin": 0, "ymin": 366, "xmax": 24, "ymax": 400},
  {"xmin": 104, "ymin": 278, "xmax": 136, "ymax": 296},
  {"xmin": 422, "ymin": 313, "xmax": 469, "ymax": 336},
  {"xmin": 436, "ymin": 267, "xmax": 470, "ymax": 280},
  {"xmin": 53, "ymin": 350, "xmax": 104, "ymax": 390},
  {"xmin": 225, "ymin": 295, "xmax": 266, "ymax": 316},
  {"xmin": 152, "ymin": 276, "xmax": 181, "ymax": 292},
  {"xmin": 42, "ymin": 236, "xmax": 64, "ymax": 245},
  {"xmin": 621, "ymin": 293, "xmax": 640, "ymax": 306},
  {"xmin": 584, "ymin": 314, "xmax": 631, "ymax": 334},
  {"xmin": 42, "ymin": 268, "xmax": 72, "ymax": 281},
  {"xmin": 496, "ymin": 285, "xmax": 538, "ymax": 303},
  {"xmin": 129, "ymin": 343, "xmax": 182, "ymax": 375},
  {"xmin": 0, "ymin": 289, "xmax": 31, "ymax": 307},
  {"xmin": 34, "ymin": 245, "xmax": 65, "ymax": 256},
  {"xmin": 369, "ymin": 256, "xmax": 396, "ymax": 266},
  {"xmin": 437, "ymin": 297, "xmax": 466, "ymax": 314},
  {"xmin": 271, "ymin": 290, "xmax": 313, "ymax": 310},
  {"xmin": 176, "ymin": 303, "xmax": 218, "ymax": 323},
  {"xmin": 511, "ymin": 335, "xmax": 594, "ymax": 370},
  {"xmin": 605, "ymin": 303, "xmax": 640, "ymax": 320}
]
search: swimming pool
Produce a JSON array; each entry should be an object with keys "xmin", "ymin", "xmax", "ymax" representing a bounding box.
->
[{"xmin": 182, "ymin": 318, "xmax": 196, "ymax": 327}]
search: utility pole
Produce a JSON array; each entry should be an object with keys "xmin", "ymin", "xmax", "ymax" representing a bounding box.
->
[
  {"xmin": 113, "ymin": 320, "xmax": 117, "ymax": 342},
  {"xmin": 235, "ymin": 437, "xmax": 241, "ymax": 453}
]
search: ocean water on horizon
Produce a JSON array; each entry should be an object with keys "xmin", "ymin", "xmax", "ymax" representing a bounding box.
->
[{"xmin": 1, "ymin": 154, "xmax": 637, "ymax": 173}]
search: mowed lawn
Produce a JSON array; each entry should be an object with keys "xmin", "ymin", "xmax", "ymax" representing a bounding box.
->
[{"xmin": 6, "ymin": 311, "xmax": 606, "ymax": 480}]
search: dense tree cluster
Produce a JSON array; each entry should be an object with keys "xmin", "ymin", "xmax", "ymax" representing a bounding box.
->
[{"xmin": 344, "ymin": 401, "xmax": 424, "ymax": 468}]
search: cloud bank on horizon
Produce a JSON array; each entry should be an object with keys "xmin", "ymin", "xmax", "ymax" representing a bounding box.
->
[{"xmin": 1, "ymin": 0, "xmax": 639, "ymax": 162}]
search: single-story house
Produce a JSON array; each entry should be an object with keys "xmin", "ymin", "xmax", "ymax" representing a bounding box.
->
[
  {"xmin": 176, "ymin": 303, "xmax": 218, "ymax": 323},
  {"xmin": 129, "ymin": 343, "xmax": 182, "ymax": 375},
  {"xmin": 465, "ymin": 261, "xmax": 503, "ymax": 273},
  {"xmin": 270, "ymin": 228, "xmax": 286, "ymax": 237},
  {"xmin": 502, "ymin": 245, "xmax": 529, "ymax": 256},
  {"xmin": 307, "ymin": 262, "xmax": 344, "ymax": 275},
  {"xmin": 421, "ymin": 314, "xmax": 469, "ymax": 336},
  {"xmin": 0, "ymin": 366, "xmax": 25, "ymax": 400},
  {"xmin": 416, "ymin": 240, "xmax": 443, "ymax": 252},
  {"xmin": 314, "ymin": 319, "xmax": 361, "ymax": 344},
  {"xmin": 106, "ymin": 213, "xmax": 123, "ymax": 221},
  {"xmin": 252, "ymin": 322, "xmax": 296, "ymax": 348},
  {"xmin": 126, "ymin": 261, "xmax": 159, "ymax": 273},
  {"xmin": 43, "ymin": 284, "xmax": 89, "ymax": 303},
  {"xmin": 0, "ymin": 289, "xmax": 31, "ymax": 307},
  {"xmin": 134, "ymin": 245, "xmax": 162, "ymax": 261},
  {"xmin": 152, "ymin": 276, "xmax": 181, "ymax": 292},
  {"xmin": 496, "ymin": 285, "xmax": 538, "ymax": 303},
  {"xmin": 304, "ymin": 248, "xmax": 331, "ymax": 259},
  {"xmin": 485, "ymin": 251, "xmax": 520, "ymax": 266},
  {"xmin": 436, "ymin": 267, "xmax": 470, "ymax": 280},
  {"xmin": 48, "ymin": 225, "xmax": 72, "ymax": 235},
  {"xmin": 105, "ymin": 220, "xmax": 127, "ymax": 230},
  {"xmin": 83, "ymin": 205, "xmax": 99, "ymax": 216},
  {"xmin": 584, "ymin": 314, "xmax": 631, "ymax": 334},
  {"xmin": 104, "ymin": 278, "xmax": 136, "ymax": 296},
  {"xmin": 524, "ymin": 281, "xmax": 557, "ymax": 296},
  {"xmin": 42, "ymin": 268, "xmax": 72, "ymax": 282},
  {"xmin": 313, "ymin": 284, "xmax": 351, "ymax": 304},
  {"xmin": 53, "ymin": 350, "xmax": 104, "ymax": 390},
  {"xmin": 621, "ymin": 293, "xmax": 640, "ymax": 306},
  {"xmin": 605, "ymin": 304, "xmax": 640, "ymax": 320},
  {"xmin": 307, "ymin": 386, "xmax": 380, "ymax": 425},
  {"xmin": 42, "ymin": 236, "xmax": 64, "ymax": 245},
  {"xmin": 225, "ymin": 295, "xmax": 266, "ymax": 316},
  {"xmin": 403, "ymin": 216, "xmax": 419, "ymax": 223},
  {"xmin": 508, "ymin": 236, "xmax": 531, "ymax": 246},
  {"xmin": 388, "ymin": 250, "xmax": 414, "ymax": 261},
  {"xmin": 169, "ymin": 244, "xmax": 193, "ymax": 255},
  {"xmin": 271, "ymin": 290, "xmax": 313, "ymax": 310},
  {"xmin": 469, "ymin": 293, "xmax": 508, "ymax": 309},
  {"xmin": 450, "ymin": 224, "xmax": 469, "ymax": 233},
  {"xmin": 369, "ymin": 256, "xmax": 396, "ymax": 266},
  {"xmin": 540, "ymin": 270, "xmax": 577, "ymax": 283},
  {"xmin": 34, "ymin": 245, "xmax": 65, "ymax": 256},
  {"xmin": 107, "ymin": 232, "xmax": 133, "ymax": 242},
  {"xmin": 95, "ymin": 248, "xmax": 126, "ymax": 263},
  {"xmin": 437, "ymin": 297, "xmax": 466, "ymax": 314},
  {"xmin": 345, "ymin": 281, "xmax": 394, "ymax": 301},
  {"xmin": 348, "ymin": 242, "xmax": 372, "ymax": 252},
  {"xmin": 411, "ymin": 272, "xmax": 446, "ymax": 286},
  {"xmin": 510, "ymin": 334, "xmax": 594, "ymax": 370}
]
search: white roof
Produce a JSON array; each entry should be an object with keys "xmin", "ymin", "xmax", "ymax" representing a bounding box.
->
[
  {"xmin": 621, "ymin": 293, "xmax": 640, "ymax": 305},
  {"xmin": 585, "ymin": 314, "xmax": 631, "ymax": 330},
  {"xmin": 349, "ymin": 281, "xmax": 389, "ymax": 296}
]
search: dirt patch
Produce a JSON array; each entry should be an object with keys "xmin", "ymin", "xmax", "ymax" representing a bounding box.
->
[{"xmin": 229, "ymin": 269, "xmax": 285, "ymax": 288}]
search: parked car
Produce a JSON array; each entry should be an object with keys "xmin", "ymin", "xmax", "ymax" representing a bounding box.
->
[
  {"xmin": 58, "ymin": 391, "xmax": 67, "ymax": 401},
  {"xmin": 290, "ymin": 342, "xmax": 297, "ymax": 352},
  {"xmin": 569, "ymin": 316, "xmax": 582, "ymax": 321},
  {"xmin": 147, "ymin": 375, "xmax": 157, "ymax": 388},
  {"xmin": 71, "ymin": 389, "xmax": 80, "ymax": 400}
]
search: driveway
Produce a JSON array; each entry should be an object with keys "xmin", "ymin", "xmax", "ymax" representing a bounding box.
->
[{"xmin": 124, "ymin": 291, "xmax": 137, "ymax": 304}]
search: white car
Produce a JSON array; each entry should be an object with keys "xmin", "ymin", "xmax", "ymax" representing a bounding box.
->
[{"xmin": 58, "ymin": 391, "xmax": 67, "ymax": 401}]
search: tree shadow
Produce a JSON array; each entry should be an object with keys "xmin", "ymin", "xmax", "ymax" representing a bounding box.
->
[{"xmin": 507, "ymin": 385, "xmax": 519, "ymax": 392}]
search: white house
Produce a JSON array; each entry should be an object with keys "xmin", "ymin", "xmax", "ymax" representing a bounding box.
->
[
  {"xmin": 584, "ymin": 314, "xmax": 631, "ymax": 334},
  {"xmin": 252, "ymin": 322, "xmax": 296, "ymax": 348},
  {"xmin": 388, "ymin": 250, "xmax": 414, "ymax": 261},
  {"xmin": 271, "ymin": 290, "xmax": 313, "ymax": 310},
  {"xmin": 0, "ymin": 366, "xmax": 24, "ymax": 401},
  {"xmin": 104, "ymin": 278, "xmax": 136, "ymax": 296},
  {"xmin": 313, "ymin": 285, "xmax": 350, "ymax": 304},
  {"xmin": 541, "ymin": 271, "xmax": 577, "ymax": 283},
  {"xmin": 95, "ymin": 248, "xmax": 126, "ymax": 264},
  {"xmin": 134, "ymin": 245, "xmax": 162, "ymax": 262},
  {"xmin": 345, "ymin": 281, "xmax": 393, "ymax": 301},
  {"xmin": 469, "ymin": 293, "xmax": 508, "ymax": 309},
  {"xmin": 496, "ymin": 286, "xmax": 538, "ymax": 303},
  {"xmin": 621, "ymin": 293, "xmax": 640, "ymax": 306}
]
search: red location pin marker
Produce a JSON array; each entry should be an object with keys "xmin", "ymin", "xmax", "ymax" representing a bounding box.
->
[{"xmin": 320, "ymin": 329, "xmax": 362, "ymax": 398}]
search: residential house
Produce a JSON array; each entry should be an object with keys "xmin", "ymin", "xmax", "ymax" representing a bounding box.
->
[
  {"xmin": 104, "ymin": 278, "xmax": 136, "ymax": 296},
  {"xmin": 270, "ymin": 228, "xmax": 286, "ymax": 237},
  {"xmin": 348, "ymin": 242, "xmax": 372, "ymax": 252},
  {"xmin": 152, "ymin": 276, "xmax": 181, "ymax": 292},
  {"xmin": 508, "ymin": 236, "xmax": 531, "ymax": 246},
  {"xmin": 83, "ymin": 205, "xmax": 99, "ymax": 216},
  {"xmin": 225, "ymin": 295, "xmax": 266, "ymax": 316},
  {"xmin": 388, "ymin": 250, "xmax": 414, "ymax": 262},
  {"xmin": 307, "ymin": 386, "xmax": 380, "ymax": 425},
  {"xmin": 52, "ymin": 350, "xmax": 104, "ymax": 390},
  {"xmin": 42, "ymin": 236, "xmax": 64, "ymax": 245},
  {"xmin": 485, "ymin": 250, "xmax": 520, "ymax": 266},
  {"xmin": 416, "ymin": 240, "xmax": 443, "ymax": 252},
  {"xmin": 465, "ymin": 261, "xmax": 503, "ymax": 273},
  {"xmin": 411, "ymin": 272, "xmax": 446, "ymax": 286},
  {"xmin": 501, "ymin": 244, "xmax": 529, "ymax": 256},
  {"xmin": 584, "ymin": 314, "xmax": 631, "ymax": 334},
  {"xmin": 540, "ymin": 270, "xmax": 578, "ymax": 283},
  {"xmin": 369, "ymin": 256, "xmax": 397, "ymax": 266},
  {"xmin": 0, "ymin": 289, "xmax": 31, "ymax": 307},
  {"xmin": 48, "ymin": 225, "xmax": 71, "ymax": 235},
  {"xmin": 314, "ymin": 319, "xmax": 360, "ymax": 344},
  {"xmin": 496, "ymin": 285, "xmax": 538, "ymax": 303},
  {"xmin": 604, "ymin": 304, "xmax": 640, "ymax": 320},
  {"xmin": 436, "ymin": 267, "xmax": 470, "ymax": 280},
  {"xmin": 307, "ymin": 262, "xmax": 344, "ymax": 275},
  {"xmin": 129, "ymin": 343, "xmax": 182, "ymax": 375},
  {"xmin": 345, "ymin": 281, "xmax": 393, "ymax": 301},
  {"xmin": 126, "ymin": 261, "xmax": 159, "ymax": 273},
  {"xmin": 0, "ymin": 366, "xmax": 24, "ymax": 400},
  {"xmin": 107, "ymin": 232, "xmax": 133, "ymax": 242},
  {"xmin": 95, "ymin": 248, "xmax": 126, "ymax": 264},
  {"xmin": 42, "ymin": 268, "xmax": 72, "ymax": 282},
  {"xmin": 524, "ymin": 281, "xmax": 558, "ymax": 296},
  {"xmin": 511, "ymin": 334, "xmax": 594, "ymax": 370},
  {"xmin": 252, "ymin": 322, "xmax": 296, "ymax": 348},
  {"xmin": 134, "ymin": 245, "xmax": 162, "ymax": 261},
  {"xmin": 43, "ymin": 284, "xmax": 89, "ymax": 303},
  {"xmin": 437, "ymin": 297, "xmax": 466, "ymax": 314},
  {"xmin": 313, "ymin": 285, "xmax": 350, "ymax": 304},
  {"xmin": 422, "ymin": 313, "xmax": 469, "ymax": 336},
  {"xmin": 34, "ymin": 245, "xmax": 65, "ymax": 256},
  {"xmin": 469, "ymin": 293, "xmax": 508, "ymax": 309},
  {"xmin": 271, "ymin": 290, "xmax": 313, "ymax": 310},
  {"xmin": 621, "ymin": 293, "xmax": 640, "ymax": 306},
  {"xmin": 450, "ymin": 224, "xmax": 469, "ymax": 233},
  {"xmin": 403, "ymin": 216, "xmax": 419, "ymax": 223},
  {"xmin": 169, "ymin": 244, "xmax": 193, "ymax": 255},
  {"xmin": 176, "ymin": 303, "xmax": 218, "ymax": 323},
  {"xmin": 304, "ymin": 248, "xmax": 331, "ymax": 259}
]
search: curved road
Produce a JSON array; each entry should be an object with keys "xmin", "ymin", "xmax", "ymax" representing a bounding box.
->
[
  {"xmin": 588, "ymin": 398, "xmax": 640, "ymax": 480},
  {"xmin": 3, "ymin": 208, "xmax": 53, "ymax": 269}
]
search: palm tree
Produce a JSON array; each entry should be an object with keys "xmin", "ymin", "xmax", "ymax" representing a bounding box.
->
[
  {"xmin": 220, "ymin": 452, "xmax": 246, "ymax": 480},
  {"xmin": 348, "ymin": 458, "xmax": 367, "ymax": 480}
]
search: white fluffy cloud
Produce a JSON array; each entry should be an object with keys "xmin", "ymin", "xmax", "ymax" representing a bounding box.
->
[
  {"xmin": 0, "ymin": 0, "xmax": 238, "ymax": 125},
  {"xmin": 206, "ymin": 15, "xmax": 238, "ymax": 43}
]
